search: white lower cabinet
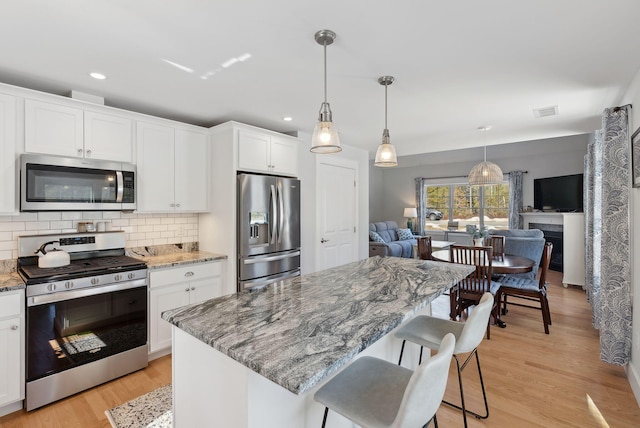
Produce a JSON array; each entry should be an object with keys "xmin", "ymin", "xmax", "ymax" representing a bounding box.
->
[
  {"xmin": 0, "ymin": 290, "xmax": 25, "ymax": 415},
  {"xmin": 149, "ymin": 261, "xmax": 223, "ymax": 356}
]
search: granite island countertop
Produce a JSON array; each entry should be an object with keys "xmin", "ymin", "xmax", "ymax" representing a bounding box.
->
[{"xmin": 162, "ymin": 256, "xmax": 474, "ymax": 395}]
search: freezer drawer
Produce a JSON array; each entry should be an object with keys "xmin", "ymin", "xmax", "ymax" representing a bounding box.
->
[
  {"xmin": 238, "ymin": 250, "xmax": 300, "ymax": 283},
  {"xmin": 238, "ymin": 268, "xmax": 301, "ymax": 292}
]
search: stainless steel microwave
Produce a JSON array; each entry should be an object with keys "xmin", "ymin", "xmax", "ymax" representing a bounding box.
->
[{"xmin": 20, "ymin": 154, "xmax": 136, "ymax": 211}]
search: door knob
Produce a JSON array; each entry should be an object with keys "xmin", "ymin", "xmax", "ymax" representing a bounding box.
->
[{"xmin": 321, "ymin": 238, "xmax": 329, "ymax": 243}]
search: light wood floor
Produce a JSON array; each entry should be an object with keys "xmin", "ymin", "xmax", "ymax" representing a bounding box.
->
[{"xmin": 1, "ymin": 270, "xmax": 639, "ymax": 427}]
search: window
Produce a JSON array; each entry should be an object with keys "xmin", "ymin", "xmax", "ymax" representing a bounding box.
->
[{"xmin": 423, "ymin": 181, "xmax": 509, "ymax": 231}]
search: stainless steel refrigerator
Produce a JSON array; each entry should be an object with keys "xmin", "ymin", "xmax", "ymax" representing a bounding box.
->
[{"xmin": 237, "ymin": 173, "xmax": 301, "ymax": 291}]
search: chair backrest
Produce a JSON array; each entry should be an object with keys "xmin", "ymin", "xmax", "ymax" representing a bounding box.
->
[
  {"xmin": 417, "ymin": 236, "xmax": 433, "ymax": 260},
  {"xmin": 486, "ymin": 235, "xmax": 505, "ymax": 261},
  {"xmin": 391, "ymin": 333, "xmax": 456, "ymax": 428},
  {"xmin": 447, "ymin": 221, "xmax": 459, "ymax": 231},
  {"xmin": 537, "ymin": 242, "xmax": 553, "ymax": 290},
  {"xmin": 455, "ymin": 292, "xmax": 494, "ymax": 353},
  {"xmin": 449, "ymin": 245, "xmax": 493, "ymax": 296}
]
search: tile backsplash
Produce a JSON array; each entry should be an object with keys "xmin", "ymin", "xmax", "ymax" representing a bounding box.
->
[{"xmin": 0, "ymin": 211, "xmax": 199, "ymax": 260}]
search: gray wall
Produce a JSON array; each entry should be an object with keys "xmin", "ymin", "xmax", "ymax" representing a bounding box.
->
[{"xmin": 369, "ymin": 134, "xmax": 589, "ymax": 226}]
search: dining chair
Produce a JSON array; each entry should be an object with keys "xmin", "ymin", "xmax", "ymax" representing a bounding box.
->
[
  {"xmin": 395, "ymin": 293, "xmax": 494, "ymax": 428},
  {"xmin": 314, "ymin": 333, "xmax": 456, "ymax": 428},
  {"xmin": 447, "ymin": 245, "xmax": 501, "ymax": 338},
  {"xmin": 496, "ymin": 242, "xmax": 553, "ymax": 334},
  {"xmin": 417, "ymin": 236, "xmax": 433, "ymax": 260},
  {"xmin": 485, "ymin": 235, "xmax": 505, "ymax": 261}
]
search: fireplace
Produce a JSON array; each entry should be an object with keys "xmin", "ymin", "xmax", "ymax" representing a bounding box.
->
[{"xmin": 530, "ymin": 222, "xmax": 563, "ymax": 272}]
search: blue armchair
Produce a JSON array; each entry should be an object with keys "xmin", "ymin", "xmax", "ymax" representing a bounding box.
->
[{"xmin": 488, "ymin": 229, "xmax": 545, "ymax": 280}]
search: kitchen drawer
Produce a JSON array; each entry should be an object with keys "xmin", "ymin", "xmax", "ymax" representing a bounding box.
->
[
  {"xmin": 0, "ymin": 291, "xmax": 22, "ymax": 317},
  {"xmin": 149, "ymin": 262, "xmax": 221, "ymax": 288}
]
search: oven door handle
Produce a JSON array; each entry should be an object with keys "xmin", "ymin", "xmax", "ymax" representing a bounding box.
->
[{"xmin": 27, "ymin": 279, "xmax": 147, "ymax": 307}]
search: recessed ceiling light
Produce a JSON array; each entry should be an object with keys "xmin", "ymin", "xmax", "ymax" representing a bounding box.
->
[
  {"xmin": 89, "ymin": 72, "xmax": 106, "ymax": 80},
  {"xmin": 283, "ymin": 116, "xmax": 293, "ymax": 122}
]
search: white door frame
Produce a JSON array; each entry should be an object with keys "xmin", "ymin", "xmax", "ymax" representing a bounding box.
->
[{"xmin": 315, "ymin": 156, "xmax": 359, "ymax": 271}]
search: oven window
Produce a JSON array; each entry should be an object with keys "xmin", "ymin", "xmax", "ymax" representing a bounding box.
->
[
  {"xmin": 26, "ymin": 163, "xmax": 118, "ymax": 203},
  {"xmin": 26, "ymin": 286, "xmax": 147, "ymax": 382}
]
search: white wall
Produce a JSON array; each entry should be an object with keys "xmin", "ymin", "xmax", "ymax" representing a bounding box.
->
[
  {"xmin": 368, "ymin": 134, "xmax": 588, "ymax": 227},
  {"xmin": 621, "ymin": 67, "xmax": 640, "ymax": 406}
]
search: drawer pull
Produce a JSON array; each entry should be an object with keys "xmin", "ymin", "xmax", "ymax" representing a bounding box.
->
[
  {"xmin": 11, "ymin": 325, "xmax": 19, "ymax": 330},
  {"xmin": 184, "ymin": 271, "xmax": 194, "ymax": 277}
]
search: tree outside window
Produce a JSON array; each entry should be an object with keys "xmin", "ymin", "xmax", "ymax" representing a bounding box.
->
[{"xmin": 423, "ymin": 182, "xmax": 509, "ymax": 231}]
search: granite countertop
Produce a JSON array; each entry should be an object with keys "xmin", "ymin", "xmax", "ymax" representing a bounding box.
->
[
  {"xmin": 132, "ymin": 250, "xmax": 227, "ymax": 269},
  {"xmin": 162, "ymin": 256, "xmax": 474, "ymax": 395},
  {"xmin": 0, "ymin": 272, "xmax": 26, "ymax": 293}
]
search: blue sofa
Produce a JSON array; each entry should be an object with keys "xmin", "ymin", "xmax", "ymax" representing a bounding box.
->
[
  {"xmin": 489, "ymin": 229, "xmax": 546, "ymax": 279},
  {"xmin": 369, "ymin": 221, "xmax": 416, "ymax": 258}
]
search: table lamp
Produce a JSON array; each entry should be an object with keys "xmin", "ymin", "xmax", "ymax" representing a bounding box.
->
[{"xmin": 403, "ymin": 207, "xmax": 418, "ymax": 231}]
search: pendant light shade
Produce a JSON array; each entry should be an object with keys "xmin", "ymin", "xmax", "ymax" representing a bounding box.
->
[
  {"xmin": 468, "ymin": 130, "xmax": 503, "ymax": 185},
  {"xmin": 374, "ymin": 76, "xmax": 398, "ymax": 167},
  {"xmin": 310, "ymin": 30, "xmax": 342, "ymax": 154}
]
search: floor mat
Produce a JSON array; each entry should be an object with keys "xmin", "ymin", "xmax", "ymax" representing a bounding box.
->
[{"xmin": 105, "ymin": 384, "xmax": 172, "ymax": 428}]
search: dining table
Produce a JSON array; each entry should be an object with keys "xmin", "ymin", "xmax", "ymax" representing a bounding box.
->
[{"xmin": 430, "ymin": 249, "xmax": 535, "ymax": 275}]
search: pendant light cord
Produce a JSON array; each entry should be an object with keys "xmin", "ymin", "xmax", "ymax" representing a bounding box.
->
[
  {"xmin": 323, "ymin": 42, "xmax": 328, "ymax": 104},
  {"xmin": 384, "ymin": 81, "xmax": 388, "ymax": 129}
]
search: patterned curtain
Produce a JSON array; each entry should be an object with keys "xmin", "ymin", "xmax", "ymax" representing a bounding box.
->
[
  {"xmin": 415, "ymin": 178, "xmax": 425, "ymax": 235},
  {"xmin": 585, "ymin": 106, "xmax": 632, "ymax": 365},
  {"xmin": 508, "ymin": 171, "xmax": 524, "ymax": 229}
]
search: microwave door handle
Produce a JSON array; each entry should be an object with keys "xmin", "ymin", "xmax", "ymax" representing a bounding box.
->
[
  {"xmin": 115, "ymin": 171, "xmax": 124, "ymax": 203},
  {"xmin": 270, "ymin": 184, "xmax": 277, "ymax": 245}
]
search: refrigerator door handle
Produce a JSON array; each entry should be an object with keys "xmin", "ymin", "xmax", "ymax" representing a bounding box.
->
[
  {"xmin": 277, "ymin": 183, "xmax": 284, "ymax": 245},
  {"xmin": 243, "ymin": 251, "xmax": 301, "ymax": 264},
  {"xmin": 270, "ymin": 184, "xmax": 277, "ymax": 245}
]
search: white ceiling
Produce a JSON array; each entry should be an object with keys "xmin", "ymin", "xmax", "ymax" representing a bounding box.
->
[{"xmin": 2, "ymin": 0, "xmax": 640, "ymax": 161}]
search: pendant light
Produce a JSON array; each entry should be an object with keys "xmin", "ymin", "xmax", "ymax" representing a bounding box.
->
[
  {"xmin": 310, "ymin": 29, "xmax": 342, "ymax": 154},
  {"xmin": 374, "ymin": 76, "xmax": 398, "ymax": 167},
  {"xmin": 468, "ymin": 126, "xmax": 503, "ymax": 185}
]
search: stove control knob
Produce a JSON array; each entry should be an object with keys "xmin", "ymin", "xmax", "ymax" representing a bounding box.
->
[
  {"xmin": 128, "ymin": 272, "xmax": 135, "ymax": 280},
  {"xmin": 91, "ymin": 278, "xmax": 99, "ymax": 285},
  {"xmin": 65, "ymin": 281, "xmax": 74, "ymax": 289},
  {"xmin": 47, "ymin": 283, "xmax": 56, "ymax": 292},
  {"xmin": 115, "ymin": 274, "xmax": 122, "ymax": 281}
]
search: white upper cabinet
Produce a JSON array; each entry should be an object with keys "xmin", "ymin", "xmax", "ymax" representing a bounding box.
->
[
  {"xmin": 175, "ymin": 129, "xmax": 208, "ymax": 212},
  {"xmin": 0, "ymin": 93, "xmax": 17, "ymax": 214},
  {"xmin": 25, "ymin": 99, "xmax": 83, "ymax": 158},
  {"xmin": 238, "ymin": 129, "xmax": 298, "ymax": 176},
  {"xmin": 136, "ymin": 121, "xmax": 209, "ymax": 213},
  {"xmin": 25, "ymin": 99, "xmax": 133, "ymax": 163},
  {"xmin": 84, "ymin": 111, "xmax": 133, "ymax": 162}
]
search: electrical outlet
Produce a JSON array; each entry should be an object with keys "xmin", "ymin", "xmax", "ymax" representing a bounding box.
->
[{"xmin": 176, "ymin": 225, "xmax": 186, "ymax": 237}]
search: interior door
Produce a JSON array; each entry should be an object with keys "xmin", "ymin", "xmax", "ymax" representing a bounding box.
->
[{"xmin": 316, "ymin": 161, "xmax": 358, "ymax": 270}]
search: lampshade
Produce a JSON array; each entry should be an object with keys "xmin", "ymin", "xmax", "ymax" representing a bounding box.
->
[
  {"xmin": 374, "ymin": 76, "xmax": 398, "ymax": 167},
  {"xmin": 310, "ymin": 30, "xmax": 342, "ymax": 154},
  {"xmin": 468, "ymin": 160, "xmax": 504, "ymax": 185},
  {"xmin": 469, "ymin": 131, "xmax": 503, "ymax": 185},
  {"xmin": 403, "ymin": 207, "xmax": 417, "ymax": 218}
]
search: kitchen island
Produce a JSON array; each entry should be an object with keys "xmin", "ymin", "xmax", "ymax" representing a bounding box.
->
[{"xmin": 162, "ymin": 256, "xmax": 474, "ymax": 427}]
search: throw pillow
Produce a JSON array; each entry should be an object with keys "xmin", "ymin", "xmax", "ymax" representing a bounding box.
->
[
  {"xmin": 397, "ymin": 228, "xmax": 414, "ymax": 241},
  {"xmin": 369, "ymin": 231, "xmax": 385, "ymax": 243}
]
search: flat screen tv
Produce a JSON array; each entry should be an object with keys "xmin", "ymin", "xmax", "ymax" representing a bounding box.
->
[{"xmin": 533, "ymin": 173, "xmax": 584, "ymax": 212}]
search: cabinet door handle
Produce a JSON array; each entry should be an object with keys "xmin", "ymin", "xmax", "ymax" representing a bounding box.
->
[
  {"xmin": 190, "ymin": 287, "xmax": 195, "ymax": 291},
  {"xmin": 184, "ymin": 271, "xmax": 194, "ymax": 277},
  {"xmin": 86, "ymin": 149, "xmax": 92, "ymax": 157},
  {"xmin": 11, "ymin": 325, "xmax": 19, "ymax": 330},
  {"xmin": 185, "ymin": 287, "xmax": 190, "ymax": 292},
  {"xmin": 170, "ymin": 203, "xmax": 175, "ymax": 207},
  {"xmin": 77, "ymin": 149, "xmax": 83, "ymax": 156},
  {"xmin": 176, "ymin": 203, "xmax": 181, "ymax": 208}
]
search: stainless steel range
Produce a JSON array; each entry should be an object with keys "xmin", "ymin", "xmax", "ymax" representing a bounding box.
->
[{"xmin": 17, "ymin": 232, "xmax": 148, "ymax": 411}]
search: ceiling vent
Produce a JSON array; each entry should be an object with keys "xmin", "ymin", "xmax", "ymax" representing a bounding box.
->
[{"xmin": 533, "ymin": 105, "xmax": 558, "ymax": 118}]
